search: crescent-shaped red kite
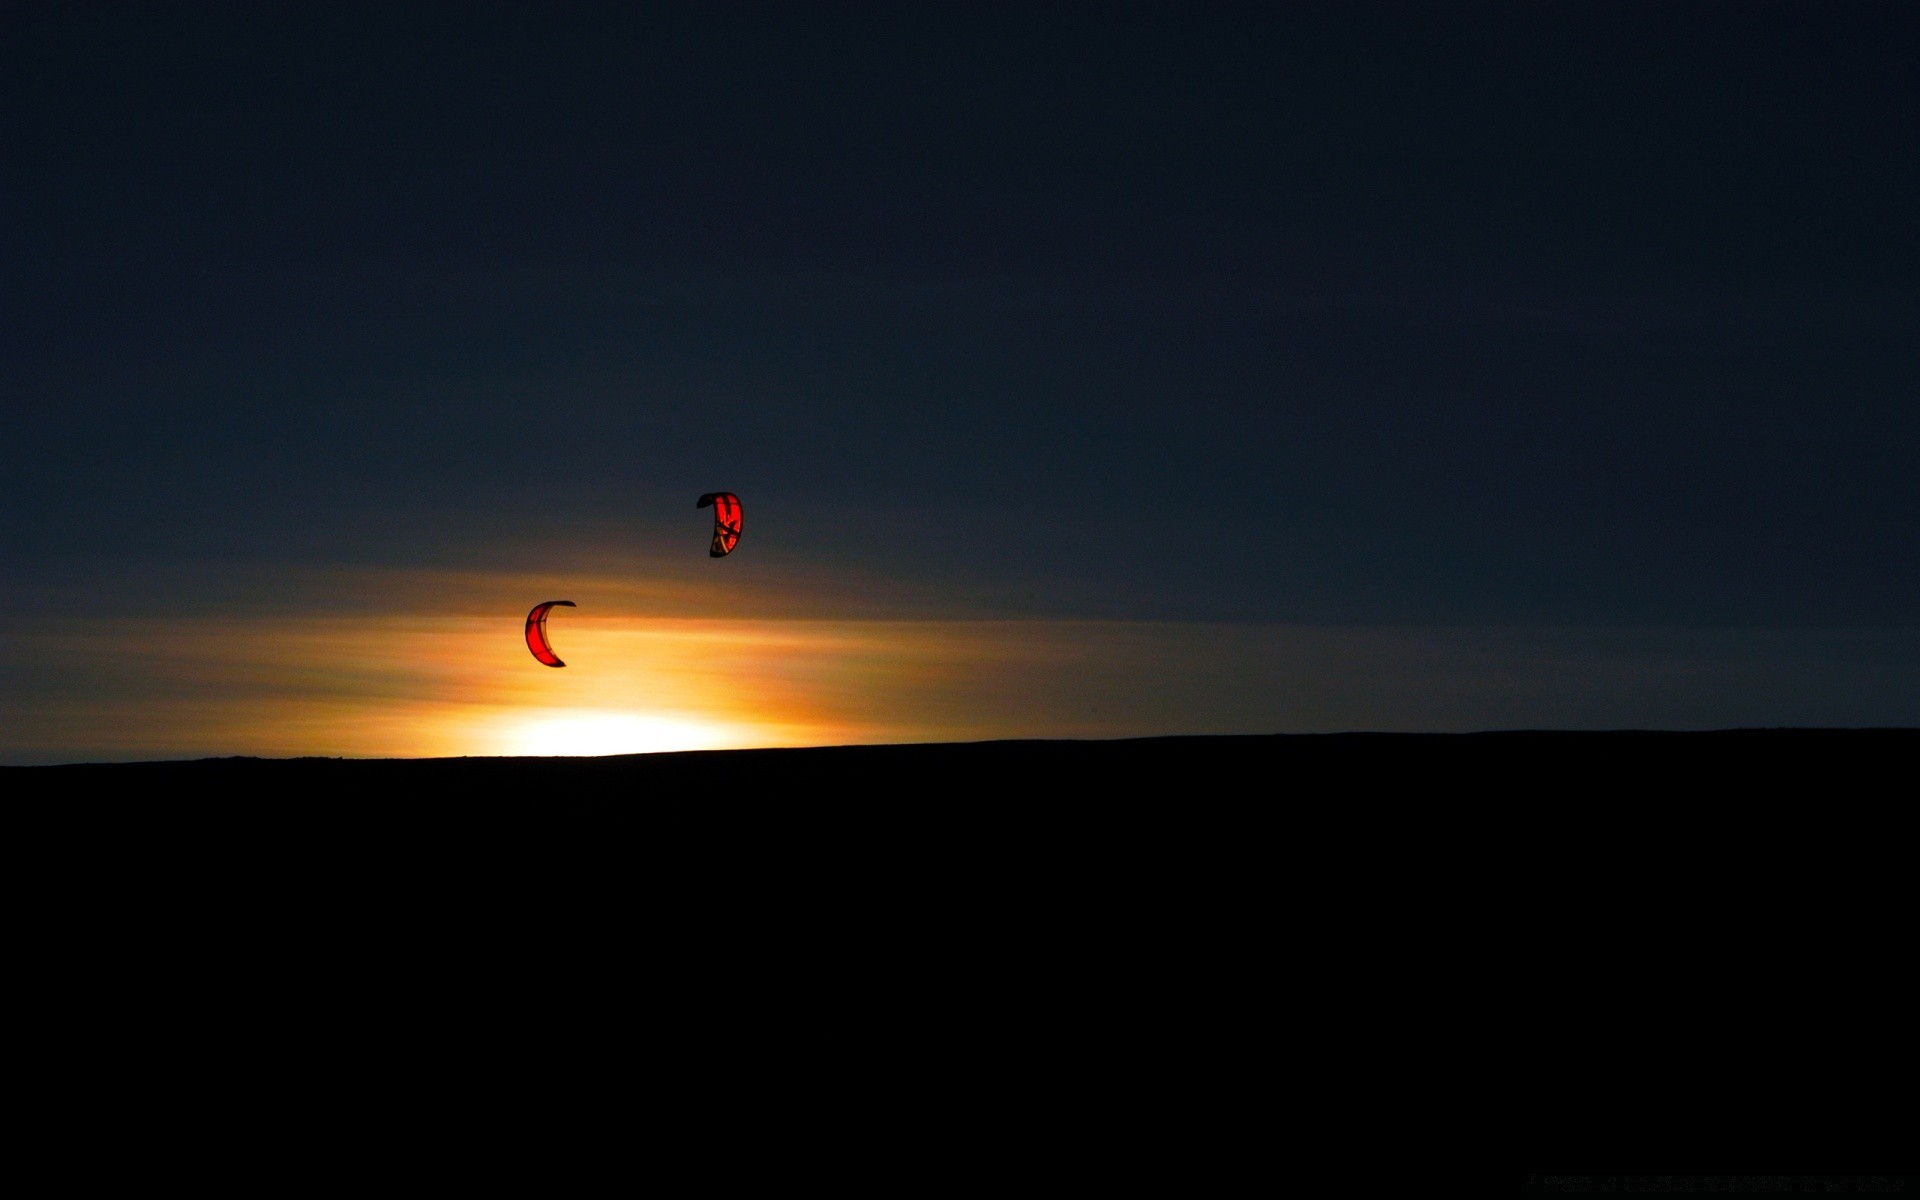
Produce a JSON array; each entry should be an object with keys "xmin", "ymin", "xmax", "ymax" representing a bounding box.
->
[
  {"xmin": 697, "ymin": 492, "xmax": 742, "ymax": 558},
  {"xmin": 525, "ymin": 600, "xmax": 576, "ymax": 667}
]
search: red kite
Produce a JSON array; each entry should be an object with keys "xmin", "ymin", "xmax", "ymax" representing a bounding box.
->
[
  {"xmin": 525, "ymin": 600, "xmax": 576, "ymax": 667},
  {"xmin": 697, "ymin": 492, "xmax": 742, "ymax": 557}
]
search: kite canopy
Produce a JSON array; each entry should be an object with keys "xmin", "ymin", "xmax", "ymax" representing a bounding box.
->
[
  {"xmin": 525, "ymin": 600, "xmax": 575, "ymax": 667},
  {"xmin": 697, "ymin": 492, "xmax": 742, "ymax": 557}
]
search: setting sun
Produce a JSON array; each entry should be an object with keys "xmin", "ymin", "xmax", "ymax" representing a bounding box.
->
[{"xmin": 494, "ymin": 710, "xmax": 742, "ymax": 757}]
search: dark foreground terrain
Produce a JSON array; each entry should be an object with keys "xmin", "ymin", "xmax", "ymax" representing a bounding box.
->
[
  {"xmin": 15, "ymin": 726, "xmax": 1909, "ymax": 914},
  {"xmin": 9, "ymin": 727, "xmax": 1912, "ymax": 793},
  {"xmin": 8, "ymin": 728, "xmax": 1910, "ymax": 1165}
]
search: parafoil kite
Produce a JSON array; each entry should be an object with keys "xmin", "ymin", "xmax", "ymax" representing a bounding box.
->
[
  {"xmin": 525, "ymin": 600, "xmax": 576, "ymax": 668},
  {"xmin": 697, "ymin": 492, "xmax": 742, "ymax": 557}
]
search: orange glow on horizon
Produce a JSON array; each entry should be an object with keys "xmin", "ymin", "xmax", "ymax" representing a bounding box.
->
[
  {"xmin": 5, "ymin": 596, "xmax": 1325, "ymax": 762},
  {"xmin": 4, "ymin": 611, "xmax": 884, "ymax": 761},
  {"xmin": 7, "ymin": 597, "xmax": 1901, "ymax": 765},
  {"xmin": 29, "ymin": 557, "xmax": 1847, "ymax": 764}
]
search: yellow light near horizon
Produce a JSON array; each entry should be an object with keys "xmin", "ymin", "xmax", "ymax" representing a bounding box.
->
[
  {"xmin": 497, "ymin": 710, "xmax": 740, "ymax": 758},
  {"xmin": 14, "ymin": 596, "xmax": 1291, "ymax": 763}
]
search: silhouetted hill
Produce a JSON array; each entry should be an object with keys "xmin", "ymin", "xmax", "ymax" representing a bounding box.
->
[
  {"xmin": 8, "ymin": 729, "xmax": 1908, "ymax": 1167},
  {"xmin": 10, "ymin": 727, "xmax": 1913, "ymax": 797}
]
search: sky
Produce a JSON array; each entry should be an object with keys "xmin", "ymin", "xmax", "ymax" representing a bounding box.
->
[{"xmin": 3, "ymin": 1, "xmax": 1916, "ymax": 762}]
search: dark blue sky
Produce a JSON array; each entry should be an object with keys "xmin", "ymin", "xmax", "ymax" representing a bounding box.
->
[{"xmin": 6, "ymin": 1, "xmax": 1917, "ymax": 626}]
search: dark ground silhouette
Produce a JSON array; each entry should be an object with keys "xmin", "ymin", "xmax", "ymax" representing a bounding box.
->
[
  {"xmin": 9, "ymin": 728, "xmax": 1908, "ymax": 1171},
  {"xmin": 10, "ymin": 728, "xmax": 1910, "ymax": 792}
]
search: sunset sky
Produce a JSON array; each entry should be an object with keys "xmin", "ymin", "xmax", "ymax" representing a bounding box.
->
[{"xmin": 4, "ymin": 2, "xmax": 1916, "ymax": 763}]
